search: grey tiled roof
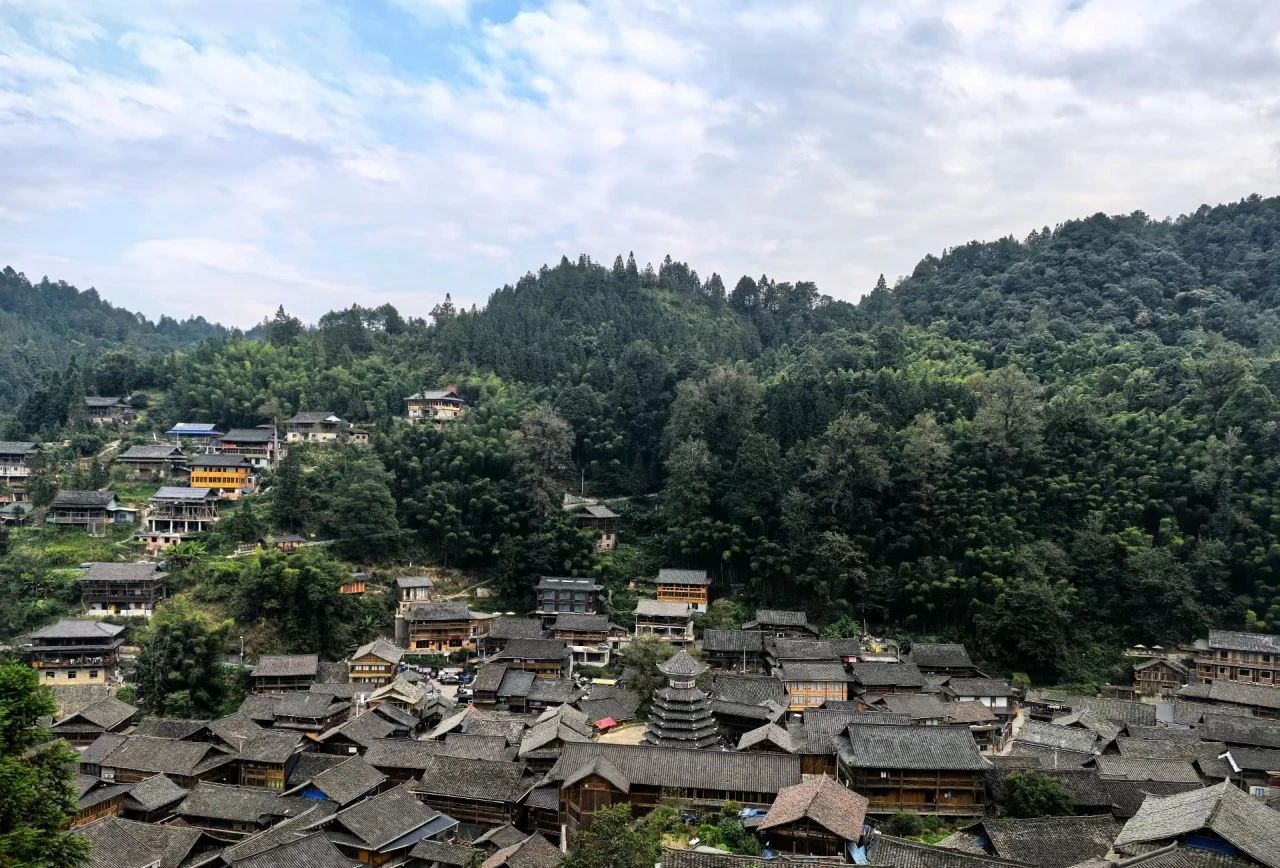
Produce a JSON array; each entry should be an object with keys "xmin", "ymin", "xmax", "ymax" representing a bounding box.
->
[
  {"xmin": 744, "ymin": 610, "xmax": 811, "ymax": 628},
  {"xmin": 231, "ymin": 832, "xmax": 357, "ymax": 868},
  {"xmin": 177, "ymin": 781, "xmax": 283, "ymax": 824},
  {"xmin": 841, "ymin": 722, "xmax": 990, "ymax": 771},
  {"xmin": 29, "ymin": 618, "xmax": 125, "ymax": 640},
  {"xmin": 712, "ymin": 674, "xmax": 787, "ymax": 706},
  {"xmin": 965, "ymin": 815, "xmax": 1121, "ymax": 868},
  {"xmin": 1091, "ymin": 756, "xmax": 1202, "ymax": 784},
  {"xmin": 1208, "ymin": 630, "xmax": 1280, "ymax": 655},
  {"xmin": 552, "ymin": 612, "xmax": 608, "ymax": 633},
  {"xmin": 493, "ymin": 638, "xmax": 570, "ymax": 662},
  {"xmin": 701, "ymin": 629, "xmax": 765, "ymax": 653},
  {"xmin": 536, "ymin": 576, "xmax": 601, "ymax": 592},
  {"xmin": 410, "ymin": 839, "xmax": 481, "ymax": 866},
  {"xmin": 328, "ymin": 782, "xmax": 440, "ymax": 848},
  {"xmin": 53, "ymin": 695, "xmax": 136, "ymax": 730},
  {"xmin": 947, "ymin": 678, "xmax": 1015, "ymax": 698},
  {"xmin": 122, "ymin": 773, "xmax": 188, "ymax": 813},
  {"xmin": 865, "ymin": 834, "xmax": 1029, "ymax": 868},
  {"xmin": 78, "ymin": 562, "xmax": 166, "ymax": 584},
  {"xmin": 1182, "ymin": 680, "xmax": 1280, "ymax": 711},
  {"xmin": 101, "ymin": 736, "xmax": 233, "ymax": 777},
  {"xmin": 220, "ymin": 427, "xmax": 276, "ymax": 443},
  {"xmin": 250, "ymin": 654, "xmax": 319, "ymax": 678},
  {"xmin": 552, "ymin": 742, "xmax": 801, "ymax": 793},
  {"xmin": 76, "ymin": 816, "xmax": 203, "ymax": 868},
  {"xmin": 909, "ymin": 643, "xmax": 976, "ymax": 669},
  {"xmin": 489, "ymin": 617, "xmax": 546, "ymax": 640},
  {"xmin": 848, "ymin": 661, "xmax": 926, "ymax": 688},
  {"xmin": 409, "ymin": 754, "xmax": 531, "ymax": 802},
  {"xmin": 769, "ymin": 638, "xmax": 837, "ymax": 660},
  {"xmin": 1114, "ymin": 781, "xmax": 1280, "ymax": 868},
  {"xmin": 1015, "ymin": 720, "xmax": 1102, "ymax": 754},
  {"xmin": 775, "ymin": 661, "xmax": 849, "ymax": 682},
  {"xmin": 1198, "ymin": 714, "xmax": 1280, "ymax": 748},
  {"xmin": 656, "ymin": 568, "xmax": 711, "ymax": 586},
  {"xmin": 0, "ymin": 440, "xmax": 36, "ymax": 455},
  {"xmin": 51, "ymin": 488, "xmax": 116, "ymax": 507}
]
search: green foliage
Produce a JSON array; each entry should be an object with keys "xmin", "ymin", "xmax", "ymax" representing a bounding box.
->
[
  {"xmin": 562, "ymin": 803, "xmax": 660, "ymax": 868},
  {"xmin": 0, "ymin": 660, "xmax": 91, "ymax": 867},
  {"xmin": 620, "ymin": 633, "xmax": 676, "ymax": 713},
  {"xmin": 132, "ymin": 601, "xmax": 230, "ymax": 717},
  {"xmin": 999, "ymin": 771, "xmax": 1077, "ymax": 818},
  {"xmin": 694, "ymin": 802, "xmax": 760, "ymax": 856},
  {"xmin": 884, "ymin": 812, "xmax": 925, "ymax": 837}
]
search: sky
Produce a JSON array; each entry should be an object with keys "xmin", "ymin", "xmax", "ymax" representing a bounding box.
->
[{"xmin": 0, "ymin": 1, "xmax": 1278, "ymax": 327}]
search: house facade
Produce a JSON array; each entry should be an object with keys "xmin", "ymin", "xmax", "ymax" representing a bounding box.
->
[
  {"xmin": 398, "ymin": 602, "xmax": 494, "ymax": 654},
  {"xmin": 85, "ymin": 396, "xmax": 133, "ymax": 426},
  {"xmin": 0, "ymin": 441, "xmax": 38, "ymax": 502},
  {"xmin": 216, "ymin": 427, "xmax": 280, "ymax": 469},
  {"xmin": 1135, "ymin": 657, "xmax": 1192, "ymax": 698},
  {"xmin": 79, "ymin": 562, "xmax": 167, "ymax": 617},
  {"xmin": 535, "ymin": 577, "xmax": 603, "ymax": 625},
  {"xmin": 23, "ymin": 619, "xmax": 126, "ymax": 684},
  {"xmin": 655, "ymin": 568, "xmax": 711, "ymax": 612},
  {"xmin": 114, "ymin": 444, "xmax": 188, "ymax": 480},
  {"xmin": 776, "ymin": 662, "xmax": 850, "ymax": 712},
  {"xmin": 1196, "ymin": 630, "xmax": 1280, "ymax": 686},
  {"xmin": 350, "ymin": 638, "xmax": 404, "ymax": 687},
  {"xmin": 137, "ymin": 487, "xmax": 220, "ymax": 556},
  {"xmin": 406, "ymin": 387, "xmax": 466, "ymax": 423},
  {"xmin": 189, "ymin": 454, "xmax": 255, "ymax": 499},
  {"xmin": 284, "ymin": 411, "xmax": 348, "ymax": 444},
  {"xmin": 46, "ymin": 489, "xmax": 135, "ymax": 532},
  {"xmin": 837, "ymin": 724, "xmax": 990, "ymax": 817},
  {"xmin": 633, "ymin": 600, "xmax": 694, "ymax": 645}
]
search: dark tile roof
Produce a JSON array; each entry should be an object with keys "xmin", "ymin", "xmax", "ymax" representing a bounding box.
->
[
  {"xmin": 1015, "ymin": 720, "xmax": 1102, "ymax": 754},
  {"xmin": 1198, "ymin": 714, "xmax": 1280, "ymax": 749},
  {"xmin": 220, "ymin": 803, "xmax": 339, "ymax": 862},
  {"xmin": 1114, "ymin": 781, "xmax": 1280, "ymax": 868},
  {"xmin": 1103, "ymin": 780, "xmax": 1206, "ymax": 820},
  {"xmin": 848, "ymin": 661, "xmax": 927, "ymax": 688},
  {"xmin": 77, "ymin": 815, "xmax": 204, "ymax": 868},
  {"xmin": 494, "ymin": 638, "xmax": 570, "ymax": 663},
  {"xmin": 866, "ymin": 833, "xmax": 1029, "ymax": 868},
  {"xmin": 82, "ymin": 731, "xmax": 129, "ymax": 767},
  {"xmin": 871, "ymin": 693, "xmax": 951, "ymax": 720},
  {"xmin": 404, "ymin": 601, "xmax": 486, "ymax": 622},
  {"xmin": 177, "ymin": 781, "xmax": 288, "ymax": 824},
  {"xmin": 1184, "ymin": 680, "xmax": 1280, "ymax": 711},
  {"xmin": 986, "ymin": 767, "xmax": 1113, "ymax": 810},
  {"xmin": 250, "ymin": 654, "xmax": 319, "ymax": 678},
  {"xmin": 351, "ymin": 637, "xmax": 402, "ymax": 665},
  {"xmin": 1116, "ymin": 738, "xmax": 1226, "ymax": 761},
  {"xmin": 410, "ymin": 839, "xmax": 481, "ymax": 866},
  {"xmin": 775, "ymin": 661, "xmax": 849, "ymax": 682},
  {"xmin": 498, "ymin": 669, "xmax": 538, "ymax": 699},
  {"xmin": 50, "ymin": 488, "xmax": 116, "ymax": 507},
  {"xmin": 947, "ymin": 678, "xmax": 1015, "ymax": 698},
  {"xmin": 409, "ymin": 754, "xmax": 531, "ymax": 802},
  {"xmin": 118, "ymin": 444, "xmax": 186, "ymax": 460},
  {"xmin": 535, "ymin": 576, "xmax": 602, "ymax": 592},
  {"xmin": 909, "ymin": 643, "xmax": 976, "ymax": 669},
  {"xmin": 526, "ymin": 679, "xmax": 582, "ymax": 706},
  {"xmin": 54, "ymin": 695, "xmax": 137, "ymax": 730},
  {"xmin": 79, "ymin": 562, "xmax": 167, "ymax": 584},
  {"xmin": 481, "ymin": 832, "xmax": 564, "ymax": 868},
  {"xmin": 744, "ymin": 610, "xmax": 811, "ymax": 629},
  {"xmin": 551, "ymin": 742, "xmax": 801, "ymax": 793},
  {"xmin": 770, "ymin": 638, "xmax": 838, "ymax": 660},
  {"xmin": 0, "ymin": 440, "xmax": 37, "ymax": 455},
  {"xmin": 635, "ymin": 599, "xmax": 691, "ymax": 618},
  {"xmin": 29, "ymin": 618, "xmax": 125, "ymax": 640},
  {"xmin": 759, "ymin": 774, "xmax": 867, "ymax": 840},
  {"xmin": 314, "ymin": 710, "xmax": 396, "ymax": 748},
  {"xmin": 101, "ymin": 736, "xmax": 233, "ymax": 777},
  {"xmin": 474, "ymin": 824, "xmax": 530, "ymax": 849},
  {"xmin": 189, "ymin": 453, "xmax": 252, "ymax": 467},
  {"xmin": 490, "ymin": 617, "xmax": 547, "ymax": 640},
  {"xmin": 701, "ymin": 630, "xmax": 765, "ymax": 653},
  {"xmin": 220, "ymin": 427, "xmax": 276, "ymax": 443},
  {"xmin": 238, "ymin": 730, "xmax": 303, "ymax": 764},
  {"xmin": 1058, "ymin": 695, "xmax": 1157, "ymax": 726},
  {"xmin": 737, "ymin": 722, "xmax": 794, "ymax": 753},
  {"xmin": 122, "ymin": 774, "xmax": 188, "ymax": 813},
  {"xmin": 285, "ymin": 411, "xmax": 342, "ymax": 424},
  {"xmin": 149, "ymin": 486, "xmax": 218, "ymax": 502},
  {"xmin": 712, "ymin": 673, "xmax": 787, "ymax": 706},
  {"xmin": 1171, "ymin": 701, "xmax": 1254, "ymax": 726},
  {"xmin": 327, "ymin": 782, "xmax": 441, "ymax": 849},
  {"xmin": 395, "ymin": 575, "xmax": 435, "ymax": 589},
  {"xmin": 1208, "ymin": 630, "xmax": 1280, "ymax": 655},
  {"xmin": 657, "ymin": 568, "xmax": 711, "ymax": 586},
  {"xmin": 660, "ymin": 648, "xmax": 708, "ymax": 678},
  {"xmin": 965, "ymin": 815, "xmax": 1121, "ymax": 868},
  {"xmin": 552, "ymin": 613, "xmax": 608, "ymax": 633},
  {"xmin": 444, "ymin": 732, "xmax": 517, "ymax": 761},
  {"xmin": 231, "ymin": 832, "xmax": 357, "ymax": 868},
  {"xmin": 840, "ymin": 722, "xmax": 990, "ymax": 771},
  {"xmin": 1126, "ymin": 725, "xmax": 1203, "ymax": 742},
  {"xmin": 576, "ymin": 689, "xmax": 641, "ymax": 724}
]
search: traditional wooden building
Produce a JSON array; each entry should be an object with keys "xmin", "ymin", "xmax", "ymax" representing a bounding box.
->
[
  {"xmin": 758, "ymin": 775, "xmax": 869, "ymax": 859},
  {"xmin": 398, "ymin": 602, "xmax": 495, "ymax": 654},
  {"xmin": 189, "ymin": 453, "xmax": 255, "ymax": 499},
  {"xmin": 849, "ymin": 662, "xmax": 927, "ymax": 695},
  {"xmin": 409, "ymin": 756, "xmax": 530, "ymax": 828},
  {"xmin": 486, "ymin": 617, "xmax": 547, "ymax": 654},
  {"xmin": 563, "ymin": 498, "xmax": 618, "ymax": 551},
  {"xmin": 137, "ymin": 486, "xmax": 220, "ymax": 555},
  {"xmin": 633, "ymin": 599, "xmax": 693, "ymax": 645},
  {"xmin": 85, "ymin": 396, "xmax": 133, "ymax": 426},
  {"xmin": 551, "ymin": 613, "xmax": 611, "ymax": 666},
  {"xmin": 909, "ymin": 643, "xmax": 985, "ymax": 678},
  {"xmin": 114, "ymin": 444, "xmax": 189, "ymax": 480},
  {"xmin": 644, "ymin": 649, "xmax": 717, "ymax": 749},
  {"xmin": 551, "ymin": 742, "xmax": 802, "ymax": 843},
  {"xmin": 78, "ymin": 562, "xmax": 167, "ymax": 618},
  {"xmin": 0, "ymin": 440, "xmax": 38, "ymax": 502},
  {"xmin": 96, "ymin": 736, "xmax": 238, "ymax": 787},
  {"xmin": 743, "ymin": 610, "xmax": 819, "ymax": 639},
  {"xmin": 775, "ymin": 661, "xmax": 850, "ymax": 712},
  {"xmin": 492, "ymin": 638, "xmax": 572, "ymax": 679},
  {"xmin": 265, "ymin": 533, "xmax": 305, "ymax": 552},
  {"xmin": 23, "ymin": 619, "xmax": 125, "ymax": 684},
  {"xmin": 349, "ymin": 638, "xmax": 404, "ymax": 687},
  {"xmin": 702, "ymin": 630, "xmax": 766, "ymax": 673},
  {"xmin": 340, "ymin": 571, "xmax": 369, "ymax": 595},
  {"xmin": 73, "ymin": 775, "xmax": 132, "ymax": 827},
  {"xmin": 1135, "ymin": 657, "xmax": 1192, "ymax": 698},
  {"xmin": 284, "ymin": 411, "xmax": 349, "ymax": 444},
  {"xmin": 535, "ymin": 577, "xmax": 604, "ymax": 624},
  {"xmin": 46, "ymin": 489, "xmax": 135, "ymax": 532},
  {"xmin": 942, "ymin": 678, "xmax": 1017, "ymax": 724},
  {"xmin": 397, "ymin": 576, "xmax": 437, "ymax": 613},
  {"xmin": 217, "ymin": 427, "xmax": 280, "ymax": 469},
  {"xmin": 50, "ymin": 695, "xmax": 138, "ymax": 746},
  {"xmin": 1196, "ymin": 630, "xmax": 1280, "ymax": 686},
  {"xmin": 1177, "ymin": 679, "xmax": 1280, "ymax": 720},
  {"xmin": 250, "ymin": 655, "xmax": 320, "ymax": 693},
  {"xmin": 406, "ymin": 387, "xmax": 467, "ymax": 423},
  {"xmin": 655, "ymin": 568, "xmax": 712, "ymax": 612},
  {"xmin": 837, "ymin": 723, "xmax": 990, "ymax": 817}
]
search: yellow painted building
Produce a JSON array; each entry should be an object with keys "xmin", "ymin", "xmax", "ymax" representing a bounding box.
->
[{"xmin": 189, "ymin": 455, "xmax": 255, "ymax": 499}]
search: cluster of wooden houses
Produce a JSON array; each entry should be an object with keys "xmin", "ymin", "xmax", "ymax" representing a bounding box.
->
[{"xmin": 34, "ymin": 614, "xmax": 1280, "ymax": 868}]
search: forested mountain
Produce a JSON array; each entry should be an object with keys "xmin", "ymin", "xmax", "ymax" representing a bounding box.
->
[
  {"xmin": 0, "ymin": 266, "xmax": 228, "ymax": 405},
  {"xmin": 7, "ymin": 194, "xmax": 1280, "ymax": 683}
]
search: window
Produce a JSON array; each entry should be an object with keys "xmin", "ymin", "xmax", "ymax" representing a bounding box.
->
[
  {"xmin": 89, "ymin": 671, "xmax": 99, "ymax": 679},
  {"xmin": 67, "ymin": 671, "xmax": 77, "ymax": 679}
]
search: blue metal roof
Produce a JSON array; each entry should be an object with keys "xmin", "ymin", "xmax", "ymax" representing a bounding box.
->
[{"xmin": 167, "ymin": 423, "xmax": 220, "ymax": 435}]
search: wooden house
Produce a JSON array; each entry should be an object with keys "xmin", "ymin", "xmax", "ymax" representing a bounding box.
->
[
  {"xmin": 702, "ymin": 630, "xmax": 766, "ymax": 673},
  {"xmin": 551, "ymin": 613, "xmax": 611, "ymax": 666},
  {"xmin": 550, "ymin": 742, "xmax": 802, "ymax": 844},
  {"xmin": 49, "ymin": 695, "xmax": 138, "ymax": 746},
  {"xmin": 492, "ymin": 638, "xmax": 572, "ymax": 679},
  {"xmin": 563, "ymin": 497, "xmax": 618, "ymax": 551},
  {"xmin": 85, "ymin": 396, "xmax": 134, "ymax": 426},
  {"xmin": 1177, "ymin": 679, "xmax": 1280, "ymax": 720},
  {"xmin": 406, "ymin": 387, "xmax": 467, "ymax": 423},
  {"xmin": 758, "ymin": 775, "xmax": 869, "ymax": 859},
  {"xmin": 398, "ymin": 602, "xmax": 495, "ymax": 654},
  {"xmin": 46, "ymin": 489, "xmax": 136, "ymax": 532},
  {"xmin": 265, "ymin": 533, "xmax": 304, "ymax": 552},
  {"xmin": 189, "ymin": 453, "xmax": 255, "ymax": 499},
  {"xmin": 350, "ymin": 638, "xmax": 404, "ymax": 687},
  {"xmin": 114, "ymin": 444, "xmax": 189, "ymax": 480},
  {"xmin": 774, "ymin": 661, "xmax": 850, "ymax": 712},
  {"xmin": 396, "ymin": 576, "xmax": 437, "ymax": 613},
  {"xmin": 535, "ymin": 577, "xmax": 604, "ymax": 625},
  {"xmin": 849, "ymin": 662, "xmax": 927, "ymax": 695},
  {"xmin": 633, "ymin": 599, "xmax": 693, "ymax": 645},
  {"xmin": 120, "ymin": 773, "xmax": 189, "ymax": 823},
  {"xmin": 137, "ymin": 486, "xmax": 220, "ymax": 555},
  {"xmin": 743, "ymin": 610, "xmax": 819, "ymax": 639},
  {"xmin": 0, "ymin": 440, "xmax": 38, "ymax": 501},
  {"xmin": 96, "ymin": 736, "xmax": 237, "ymax": 787},
  {"xmin": 319, "ymin": 782, "xmax": 458, "ymax": 867},
  {"xmin": 23, "ymin": 618, "xmax": 125, "ymax": 684},
  {"xmin": 908, "ymin": 643, "xmax": 985, "ymax": 678},
  {"xmin": 78, "ymin": 561, "xmax": 167, "ymax": 618},
  {"xmin": 284, "ymin": 411, "xmax": 348, "ymax": 444},
  {"xmin": 340, "ymin": 571, "xmax": 368, "ymax": 595},
  {"xmin": 837, "ymin": 723, "xmax": 990, "ymax": 817},
  {"xmin": 1113, "ymin": 781, "xmax": 1280, "ymax": 866},
  {"xmin": 942, "ymin": 678, "xmax": 1018, "ymax": 724},
  {"xmin": 486, "ymin": 616, "xmax": 546, "ymax": 653},
  {"xmin": 73, "ymin": 775, "xmax": 132, "ymax": 827},
  {"xmin": 172, "ymin": 781, "xmax": 293, "ymax": 840},
  {"xmin": 655, "ymin": 568, "xmax": 711, "ymax": 612},
  {"xmin": 409, "ymin": 756, "xmax": 530, "ymax": 827},
  {"xmin": 1195, "ymin": 630, "xmax": 1280, "ymax": 687},
  {"xmin": 250, "ymin": 654, "xmax": 319, "ymax": 693},
  {"xmin": 217, "ymin": 427, "xmax": 280, "ymax": 469}
]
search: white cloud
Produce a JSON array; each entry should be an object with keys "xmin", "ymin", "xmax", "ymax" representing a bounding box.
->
[{"xmin": 0, "ymin": 0, "xmax": 1277, "ymax": 326}]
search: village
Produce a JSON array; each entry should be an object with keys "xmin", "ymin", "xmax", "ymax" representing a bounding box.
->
[{"xmin": 7, "ymin": 389, "xmax": 1280, "ymax": 868}]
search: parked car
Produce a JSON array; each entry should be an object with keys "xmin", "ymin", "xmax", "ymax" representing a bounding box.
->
[
  {"xmin": 456, "ymin": 687, "xmax": 474, "ymax": 701},
  {"xmin": 438, "ymin": 673, "xmax": 461, "ymax": 685}
]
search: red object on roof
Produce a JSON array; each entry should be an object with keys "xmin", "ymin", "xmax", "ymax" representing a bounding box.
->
[{"xmin": 595, "ymin": 717, "xmax": 617, "ymax": 731}]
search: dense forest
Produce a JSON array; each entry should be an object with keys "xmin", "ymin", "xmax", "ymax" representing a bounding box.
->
[
  {"xmin": 0, "ymin": 266, "xmax": 227, "ymax": 406},
  {"xmin": 7, "ymin": 194, "xmax": 1280, "ymax": 684}
]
